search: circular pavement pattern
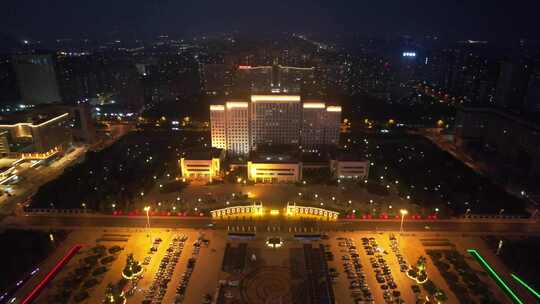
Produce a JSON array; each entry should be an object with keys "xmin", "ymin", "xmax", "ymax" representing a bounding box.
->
[{"xmin": 240, "ymin": 266, "xmax": 292, "ymax": 304}]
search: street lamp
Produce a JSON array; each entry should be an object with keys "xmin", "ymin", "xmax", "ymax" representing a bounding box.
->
[
  {"xmin": 144, "ymin": 206, "xmax": 151, "ymax": 237},
  {"xmin": 399, "ymin": 209, "xmax": 408, "ymax": 235}
]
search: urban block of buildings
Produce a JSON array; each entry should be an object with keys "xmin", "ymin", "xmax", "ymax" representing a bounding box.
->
[{"xmin": 177, "ymin": 93, "xmax": 369, "ymax": 184}]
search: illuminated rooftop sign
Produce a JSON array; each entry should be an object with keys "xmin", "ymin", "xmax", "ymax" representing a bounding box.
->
[{"xmin": 403, "ymin": 52, "xmax": 417, "ymax": 57}]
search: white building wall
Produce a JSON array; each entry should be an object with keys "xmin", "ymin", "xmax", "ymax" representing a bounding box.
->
[
  {"xmin": 247, "ymin": 161, "xmax": 302, "ymax": 183},
  {"xmin": 210, "ymin": 105, "xmax": 226, "ymax": 149},
  {"xmin": 225, "ymin": 102, "xmax": 250, "ymax": 155}
]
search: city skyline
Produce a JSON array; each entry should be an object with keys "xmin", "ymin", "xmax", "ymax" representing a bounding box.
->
[{"xmin": 2, "ymin": 0, "xmax": 540, "ymax": 43}]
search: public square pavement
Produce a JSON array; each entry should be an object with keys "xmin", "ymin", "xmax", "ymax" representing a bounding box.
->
[{"xmin": 136, "ymin": 181, "xmax": 422, "ymax": 217}]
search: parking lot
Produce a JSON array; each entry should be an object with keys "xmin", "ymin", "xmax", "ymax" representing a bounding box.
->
[{"xmin": 21, "ymin": 227, "xmax": 527, "ymax": 304}]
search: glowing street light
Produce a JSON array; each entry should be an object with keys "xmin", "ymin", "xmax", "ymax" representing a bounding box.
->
[
  {"xmin": 399, "ymin": 209, "xmax": 408, "ymax": 235},
  {"xmin": 144, "ymin": 206, "xmax": 151, "ymax": 237}
]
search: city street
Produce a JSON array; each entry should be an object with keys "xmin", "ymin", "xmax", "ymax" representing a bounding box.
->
[{"xmin": 3, "ymin": 214, "xmax": 540, "ymax": 235}]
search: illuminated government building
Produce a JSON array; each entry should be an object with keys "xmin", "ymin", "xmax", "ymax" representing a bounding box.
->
[{"xmin": 210, "ymin": 94, "xmax": 341, "ymax": 155}]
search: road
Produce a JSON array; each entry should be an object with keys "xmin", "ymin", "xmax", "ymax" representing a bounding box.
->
[
  {"xmin": 2, "ymin": 214, "xmax": 540, "ymax": 235},
  {"xmin": 0, "ymin": 146, "xmax": 87, "ymax": 215}
]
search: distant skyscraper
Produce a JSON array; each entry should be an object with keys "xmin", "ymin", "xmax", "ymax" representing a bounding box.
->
[
  {"xmin": 13, "ymin": 54, "xmax": 62, "ymax": 104},
  {"xmin": 232, "ymin": 64, "xmax": 315, "ymax": 95},
  {"xmin": 525, "ymin": 70, "xmax": 540, "ymax": 112},
  {"xmin": 210, "ymin": 95, "xmax": 341, "ymax": 155},
  {"xmin": 202, "ymin": 64, "xmax": 233, "ymax": 96},
  {"xmin": 494, "ymin": 61, "xmax": 531, "ymax": 109}
]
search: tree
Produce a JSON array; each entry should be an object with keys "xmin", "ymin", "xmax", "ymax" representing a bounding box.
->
[
  {"xmin": 103, "ymin": 283, "xmax": 126, "ymax": 304},
  {"xmin": 121, "ymin": 254, "xmax": 142, "ymax": 280},
  {"xmin": 434, "ymin": 290, "xmax": 448, "ymax": 303}
]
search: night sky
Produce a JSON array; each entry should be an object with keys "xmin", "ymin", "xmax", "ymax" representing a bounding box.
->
[{"xmin": 2, "ymin": 0, "xmax": 539, "ymax": 41}]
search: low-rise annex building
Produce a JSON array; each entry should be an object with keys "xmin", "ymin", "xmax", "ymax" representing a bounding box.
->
[{"xmin": 179, "ymin": 148, "xmax": 225, "ymax": 182}]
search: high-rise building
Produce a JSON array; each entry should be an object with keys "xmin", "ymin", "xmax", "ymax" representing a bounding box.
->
[
  {"xmin": 324, "ymin": 106, "xmax": 342, "ymax": 145},
  {"xmin": 232, "ymin": 65, "xmax": 316, "ymax": 95},
  {"xmin": 494, "ymin": 61, "xmax": 531, "ymax": 109},
  {"xmin": 209, "ymin": 105, "xmax": 227, "ymax": 149},
  {"xmin": 301, "ymin": 101, "xmax": 327, "ymax": 150},
  {"xmin": 13, "ymin": 54, "xmax": 62, "ymax": 104},
  {"xmin": 201, "ymin": 63, "xmax": 234, "ymax": 96},
  {"xmin": 210, "ymin": 102, "xmax": 250, "ymax": 156},
  {"xmin": 225, "ymin": 101, "xmax": 250, "ymax": 155},
  {"xmin": 210, "ymin": 95, "xmax": 341, "ymax": 156},
  {"xmin": 525, "ymin": 70, "xmax": 540, "ymax": 112},
  {"xmin": 250, "ymin": 95, "xmax": 302, "ymax": 147}
]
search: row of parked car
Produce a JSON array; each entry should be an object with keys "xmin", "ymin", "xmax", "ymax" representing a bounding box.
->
[
  {"xmin": 362, "ymin": 237, "xmax": 403, "ymax": 304},
  {"xmin": 174, "ymin": 236, "xmax": 206, "ymax": 304},
  {"xmin": 337, "ymin": 237, "xmax": 374, "ymax": 304},
  {"xmin": 389, "ymin": 234, "xmax": 408, "ymax": 273},
  {"xmin": 143, "ymin": 235, "xmax": 187, "ymax": 304},
  {"xmin": 388, "ymin": 234, "xmax": 424, "ymax": 300}
]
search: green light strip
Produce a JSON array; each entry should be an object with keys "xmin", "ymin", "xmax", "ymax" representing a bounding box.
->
[
  {"xmin": 511, "ymin": 273, "xmax": 540, "ymax": 301},
  {"xmin": 467, "ymin": 249, "xmax": 523, "ymax": 304}
]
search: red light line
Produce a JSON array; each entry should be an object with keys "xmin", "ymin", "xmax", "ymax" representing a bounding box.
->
[{"xmin": 21, "ymin": 244, "xmax": 82, "ymax": 304}]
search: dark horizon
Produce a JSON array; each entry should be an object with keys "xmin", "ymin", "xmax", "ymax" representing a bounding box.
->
[{"xmin": 2, "ymin": 0, "xmax": 540, "ymax": 43}]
